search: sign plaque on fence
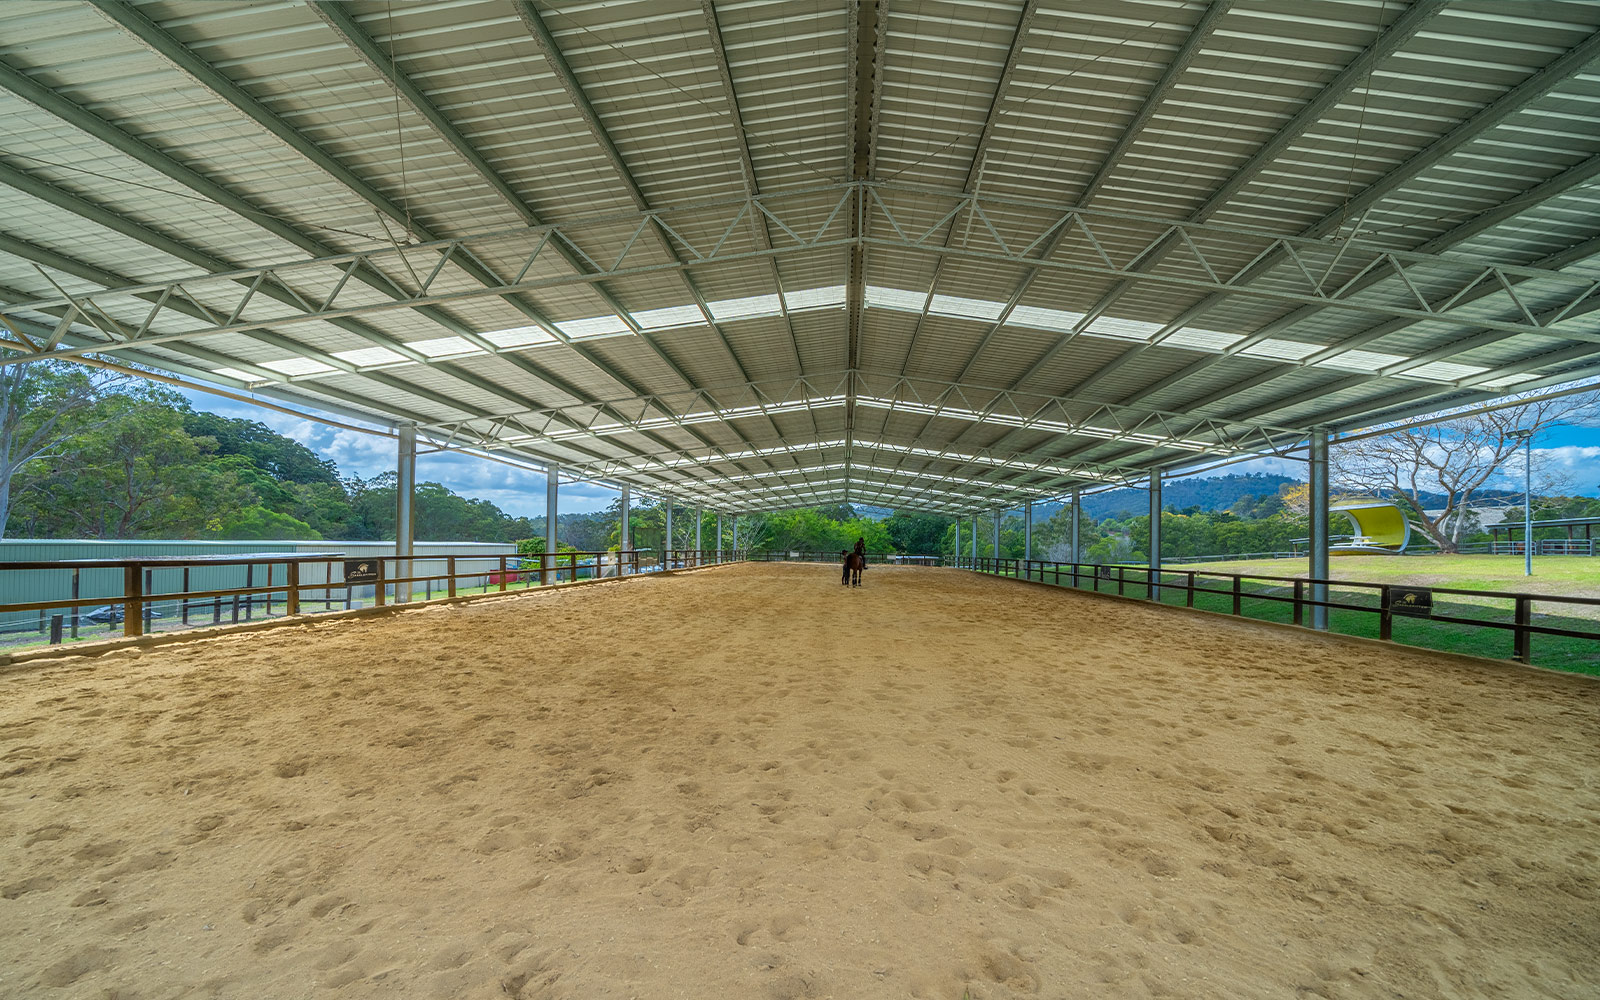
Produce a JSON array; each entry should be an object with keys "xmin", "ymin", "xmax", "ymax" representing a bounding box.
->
[
  {"xmin": 1388, "ymin": 586, "xmax": 1433, "ymax": 617},
  {"xmin": 343, "ymin": 559, "xmax": 380, "ymax": 587}
]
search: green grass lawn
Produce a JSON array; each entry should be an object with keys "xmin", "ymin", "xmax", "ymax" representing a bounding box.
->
[{"xmin": 1008, "ymin": 555, "xmax": 1600, "ymax": 677}]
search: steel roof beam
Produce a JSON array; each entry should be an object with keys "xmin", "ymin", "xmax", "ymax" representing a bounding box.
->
[
  {"xmin": 0, "ymin": 181, "xmax": 735, "ymax": 493},
  {"xmin": 83, "ymin": 2, "xmax": 755, "ymax": 483},
  {"xmin": 699, "ymin": 0, "xmax": 807, "ymax": 378},
  {"xmin": 979, "ymin": 1, "xmax": 1452, "ymax": 390},
  {"xmin": 1096, "ymin": 158, "xmax": 1600, "ymax": 407},
  {"xmin": 894, "ymin": 0, "xmax": 1038, "ymax": 376},
  {"xmin": 91, "ymin": 2, "xmax": 730, "ymax": 438},
  {"xmin": 933, "ymin": 0, "xmax": 1240, "ymax": 385},
  {"xmin": 843, "ymin": 0, "xmax": 887, "ymax": 504},
  {"xmin": 1066, "ymin": 24, "xmax": 1600, "ymax": 404},
  {"xmin": 511, "ymin": 2, "xmax": 775, "ymax": 413},
  {"xmin": 16, "ymin": 182, "xmax": 1594, "ymax": 353}
]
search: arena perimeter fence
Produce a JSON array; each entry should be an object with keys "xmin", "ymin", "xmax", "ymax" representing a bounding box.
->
[
  {"xmin": 0, "ymin": 547, "xmax": 748, "ymax": 650},
  {"xmin": 956, "ymin": 556, "xmax": 1600, "ymax": 671}
]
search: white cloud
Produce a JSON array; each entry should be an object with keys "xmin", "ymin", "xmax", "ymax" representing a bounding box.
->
[{"xmin": 1185, "ymin": 456, "xmax": 1308, "ymax": 482}]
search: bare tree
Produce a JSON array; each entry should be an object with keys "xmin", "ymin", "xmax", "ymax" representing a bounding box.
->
[
  {"xmin": 0, "ymin": 361, "xmax": 127, "ymax": 538},
  {"xmin": 1330, "ymin": 392, "xmax": 1600, "ymax": 552}
]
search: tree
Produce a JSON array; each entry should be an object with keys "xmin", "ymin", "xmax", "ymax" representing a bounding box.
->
[
  {"xmin": 1331, "ymin": 393, "xmax": 1600, "ymax": 552},
  {"xmin": 0, "ymin": 362, "xmax": 128, "ymax": 538},
  {"xmin": 15, "ymin": 388, "xmax": 252, "ymax": 538}
]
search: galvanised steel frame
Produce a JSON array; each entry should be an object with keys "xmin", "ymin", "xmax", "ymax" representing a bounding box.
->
[{"xmin": 5, "ymin": 181, "xmax": 1597, "ymax": 370}]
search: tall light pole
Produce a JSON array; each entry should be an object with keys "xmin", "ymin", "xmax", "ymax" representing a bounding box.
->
[{"xmin": 1512, "ymin": 428, "xmax": 1533, "ymax": 576}]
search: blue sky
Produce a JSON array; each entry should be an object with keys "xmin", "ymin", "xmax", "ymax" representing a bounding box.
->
[
  {"xmin": 178, "ymin": 389, "xmax": 622, "ymax": 516},
  {"xmin": 1200, "ymin": 414, "xmax": 1600, "ymax": 496},
  {"xmin": 181, "ymin": 385, "xmax": 1600, "ymax": 517}
]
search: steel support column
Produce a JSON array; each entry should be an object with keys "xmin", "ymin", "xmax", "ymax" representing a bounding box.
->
[
  {"xmin": 954, "ymin": 519, "xmax": 961, "ymax": 566},
  {"xmin": 395, "ymin": 424, "xmax": 415, "ymax": 604},
  {"xmin": 619, "ymin": 484, "xmax": 630, "ymax": 576},
  {"xmin": 1309, "ymin": 432, "xmax": 1330, "ymax": 630},
  {"xmin": 545, "ymin": 465, "xmax": 560, "ymax": 586},
  {"xmin": 1071, "ymin": 489, "xmax": 1081, "ymax": 563},
  {"xmin": 1024, "ymin": 501, "xmax": 1033, "ymax": 561},
  {"xmin": 695, "ymin": 509, "xmax": 703, "ymax": 562},
  {"xmin": 970, "ymin": 518, "xmax": 977, "ymax": 560},
  {"xmin": 993, "ymin": 512, "xmax": 1002, "ymax": 560},
  {"xmin": 1149, "ymin": 471, "xmax": 1162, "ymax": 602},
  {"xmin": 664, "ymin": 498, "xmax": 673, "ymax": 570},
  {"xmin": 717, "ymin": 512, "xmax": 724, "ymax": 562},
  {"xmin": 731, "ymin": 514, "xmax": 739, "ymax": 554}
]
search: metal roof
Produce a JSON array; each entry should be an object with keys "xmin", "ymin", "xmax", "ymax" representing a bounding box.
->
[{"xmin": 2, "ymin": 0, "xmax": 1598, "ymax": 516}]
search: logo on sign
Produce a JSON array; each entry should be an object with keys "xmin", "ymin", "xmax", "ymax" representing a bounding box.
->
[
  {"xmin": 344, "ymin": 559, "xmax": 380, "ymax": 586},
  {"xmin": 1389, "ymin": 587, "xmax": 1433, "ymax": 617}
]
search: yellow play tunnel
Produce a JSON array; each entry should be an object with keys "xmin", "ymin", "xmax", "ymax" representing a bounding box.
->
[{"xmin": 1332, "ymin": 501, "xmax": 1412, "ymax": 554}]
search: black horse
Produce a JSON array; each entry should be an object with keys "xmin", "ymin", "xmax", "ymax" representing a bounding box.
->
[{"xmin": 846, "ymin": 550, "xmax": 865, "ymax": 587}]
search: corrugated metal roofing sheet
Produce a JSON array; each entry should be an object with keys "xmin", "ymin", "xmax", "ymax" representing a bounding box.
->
[{"xmin": 1, "ymin": 0, "xmax": 1597, "ymax": 514}]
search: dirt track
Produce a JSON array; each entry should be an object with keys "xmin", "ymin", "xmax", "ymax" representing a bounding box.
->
[{"xmin": 2, "ymin": 563, "xmax": 1596, "ymax": 999}]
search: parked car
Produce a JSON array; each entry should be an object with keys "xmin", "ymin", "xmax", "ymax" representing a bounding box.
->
[{"xmin": 80, "ymin": 605, "xmax": 164, "ymax": 625}]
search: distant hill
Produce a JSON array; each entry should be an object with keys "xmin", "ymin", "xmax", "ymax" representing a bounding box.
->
[{"xmin": 1035, "ymin": 473, "xmax": 1301, "ymax": 520}]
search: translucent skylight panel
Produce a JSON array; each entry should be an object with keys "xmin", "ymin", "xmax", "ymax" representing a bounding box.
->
[
  {"xmin": 1007, "ymin": 305, "xmax": 1085, "ymax": 333},
  {"xmin": 259, "ymin": 357, "xmax": 337, "ymax": 376},
  {"xmin": 631, "ymin": 304, "xmax": 706, "ymax": 330},
  {"xmin": 1316, "ymin": 350, "xmax": 1409, "ymax": 372},
  {"xmin": 706, "ymin": 294, "xmax": 783, "ymax": 322},
  {"xmin": 1164, "ymin": 326, "xmax": 1242, "ymax": 350},
  {"xmin": 1240, "ymin": 338, "xmax": 1323, "ymax": 361},
  {"xmin": 783, "ymin": 285, "xmax": 846, "ymax": 311},
  {"xmin": 928, "ymin": 294, "xmax": 1005, "ymax": 321},
  {"xmin": 332, "ymin": 346, "xmax": 410, "ymax": 367},
  {"xmin": 1477, "ymin": 374, "xmax": 1533, "ymax": 388},
  {"xmin": 482, "ymin": 325, "xmax": 556, "ymax": 347},
  {"xmin": 210, "ymin": 367, "xmax": 257, "ymax": 382},
  {"xmin": 409, "ymin": 336, "xmax": 481, "ymax": 358},
  {"xmin": 1401, "ymin": 361, "xmax": 1489, "ymax": 382},
  {"xmin": 1086, "ymin": 316, "xmax": 1165, "ymax": 341},
  {"xmin": 865, "ymin": 285, "xmax": 928, "ymax": 312},
  {"xmin": 557, "ymin": 315, "xmax": 631, "ymax": 339}
]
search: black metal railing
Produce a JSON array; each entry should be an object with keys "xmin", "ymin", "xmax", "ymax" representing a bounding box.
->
[{"xmin": 953, "ymin": 555, "xmax": 1600, "ymax": 670}]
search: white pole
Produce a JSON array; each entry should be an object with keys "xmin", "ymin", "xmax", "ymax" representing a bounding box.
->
[
  {"xmin": 619, "ymin": 484, "xmax": 630, "ymax": 576},
  {"xmin": 664, "ymin": 498, "xmax": 673, "ymax": 570},
  {"xmin": 545, "ymin": 465, "xmax": 560, "ymax": 586},
  {"xmin": 1525, "ymin": 431, "xmax": 1533, "ymax": 577},
  {"xmin": 395, "ymin": 424, "xmax": 416, "ymax": 604}
]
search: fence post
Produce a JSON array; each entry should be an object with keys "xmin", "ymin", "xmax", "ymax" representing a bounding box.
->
[
  {"xmin": 143, "ymin": 568, "xmax": 154, "ymax": 630},
  {"xmin": 245, "ymin": 564, "xmax": 254, "ymax": 620},
  {"xmin": 123, "ymin": 563, "xmax": 142, "ymax": 638},
  {"xmin": 1513, "ymin": 596, "xmax": 1532, "ymax": 663},
  {"xmin": 49, "ymin": 615, "xmax": 63, "ymax": 644},
  {"xmin": 1117, "ymin": 567, "xmax": 1125, "ymax": 596},
  {"xmin": 182, "ymin": 567, "xmax": 191, "ymax": 625},
  {"xmin": 1186, "ymin": 571, "xmax": 1195, "ymax": 608},
  {"xmin": 1231, "ymin": 576, "xmax": 1242, "ymax": 616},
  {"xmin": 213, "ymin": 596, "xmax": 221, "ymax": 624},
  {"xmin": 1293, "ymin": 580, "xmax": 1303, "ymax": 626},
  {"xmin": 448, "ymin": 556, "xmax": 457, "ymax": 598},
  {"xmin": 374, "ymin": 560, "xmax": 387, "ymax": 608},
  {"xmin": 1379, "ymin": 585, "xmax": 1393, "ymax": 641},
  {"xmin": 286, "ymin": 561, "xmax": 300, "ymax": 617},
  {"xmin": 71, "ymin": 568, "xmax": 80, "ymax": 639}
]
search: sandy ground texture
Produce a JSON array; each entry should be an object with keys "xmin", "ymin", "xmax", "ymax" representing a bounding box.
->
[{"xmin": 2, "ymin": 563, "xmax": 1597, "ymax": 1000}]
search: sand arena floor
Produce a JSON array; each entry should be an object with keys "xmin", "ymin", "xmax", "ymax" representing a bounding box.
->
[{"xmin": 1, "ymin": 563, "xmax": 1596, "ymax": 999}]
